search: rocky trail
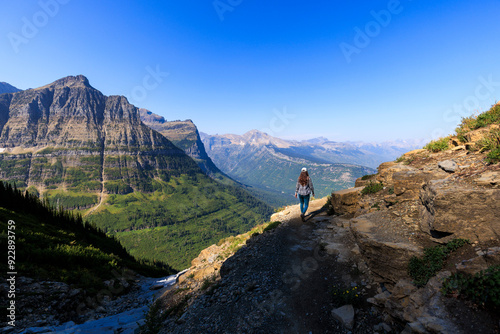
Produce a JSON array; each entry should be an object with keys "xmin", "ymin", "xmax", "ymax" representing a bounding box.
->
[{"xmin": 158, "ymin": 198, "xmax": 395, "ymax": 333}]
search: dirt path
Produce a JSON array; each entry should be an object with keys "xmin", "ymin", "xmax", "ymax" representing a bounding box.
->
[{"xmin": 164, "ymin": 198, "xmax": 388, "ymax": 333}]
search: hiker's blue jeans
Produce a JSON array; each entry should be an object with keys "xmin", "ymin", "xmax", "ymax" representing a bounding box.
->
[{"xmin": 298, "ymin": 194, "xmax": 310, "ymax": 215}]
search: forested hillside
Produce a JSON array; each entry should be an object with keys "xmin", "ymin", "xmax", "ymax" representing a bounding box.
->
[{"xmin": 0, "ymin": 76, "xmax": 273, "ymax": 269}]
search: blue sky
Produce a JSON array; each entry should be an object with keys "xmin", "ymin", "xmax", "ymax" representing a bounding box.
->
[{"xmin": 1, "ymin": 0, "xmax": 500, "ymax": 142}]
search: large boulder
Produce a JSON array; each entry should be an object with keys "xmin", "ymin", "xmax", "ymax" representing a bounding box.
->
[
  {"xmin": 420, "ymin": 180, "xmax": 500, "ymax": 243},
  {"xmin": 438, "ymin": 160, "xmax": 458, "ymax": 173},
  {"xmin": 330, "ymin": 187, "xmax": 364, "ymax": 216},
  {"xmin": 376, "ymin": 162, "xmax": 400, "ymax": 184},
  {"xmin": 392, "ymin": 168, "xmax": 447, "ymax": 201},
  {"xmin": 331, "ymin": 305, "xmax": 355, "ymax": 330},
  {"xmin": 350, "ymin": 213, "xmax": 423, "ymax": 284}
]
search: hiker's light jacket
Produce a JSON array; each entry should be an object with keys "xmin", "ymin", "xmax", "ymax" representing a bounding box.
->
[{"xmin": 296, "ymin": 177, "xmax": 314, "ymax": 196}]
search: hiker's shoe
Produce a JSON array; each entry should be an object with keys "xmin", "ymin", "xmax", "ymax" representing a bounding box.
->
[{"xmin": 300, "ymin": 213, "xmax": 305, "ymax": 222}]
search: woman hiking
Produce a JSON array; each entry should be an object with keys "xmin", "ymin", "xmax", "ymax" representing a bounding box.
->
[{"xmin": 295, "ymin": 167, "xmax": 315, "ymax": 222}]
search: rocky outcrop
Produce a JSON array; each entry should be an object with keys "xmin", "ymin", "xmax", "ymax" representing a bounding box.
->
[
  {"xmin": 455, "ymin": 247, "xmax": 500, "ymax": 275},
  {"xmin": 327, "ymin": 139, "xmax": 500, "ymax": 333},
  {"xmin": 330, "ymin": 187, "xmax": 364, "ymax": 216},
  {"xmin": 375, "ymin": 161, "xmax": 399, "ymax": 184},
  {"xmin": 354, "ymin": 174, "xmax": 376, "ymax": 187},
  {"xmin": 475, "ymin": 171, "xmax": 500, "ymax": 187},
  {"xmin": 350, "ymin": 213, "xmax": 423, "ymax": 284},
  {"xmin": 369, "ymin": 272, "xmax": 461, "ymax": 334},
  {"xmin": 392, "ymin": 167, "xmax": 447, "ymax": 201},
  {"xmin": 420, "ymin": 179, "xmax": 500, "ymax": 243}
]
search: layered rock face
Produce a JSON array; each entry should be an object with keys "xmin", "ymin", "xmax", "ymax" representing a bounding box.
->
[
  {"xmin": 139, "ymin": 109, "xmax": 227, "ymax": 179},
  {"xmin": 420, "ymin": 180, "xmax": 500, "ymax": 242},
  {"xmin": 0, "ymin": 75, "xmax": 196, "ymax": 194}
]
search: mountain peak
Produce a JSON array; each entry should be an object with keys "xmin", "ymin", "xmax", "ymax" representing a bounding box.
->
[
  {"xmin": 304, "ymin": 136, "xmax": 329, "ymax": 144},
  {"xmin": 0, "ymin": 82, "xmax": 21, "ymax": 94},
  {"xmin": 39, "ymin": 75, "xmax": 92, "ymax": 90},
  {"xmin": 139, "ymin": 108, "xmax": 166, "ymax": 124}
]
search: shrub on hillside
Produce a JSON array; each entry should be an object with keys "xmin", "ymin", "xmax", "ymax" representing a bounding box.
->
[
  {"xmin": 424, "ymin": 137, "xmax": 449, "ymax": 152},
  {"xmin": 263, "ymin": 221, "xmax": 281, "ymax": 232},
  {"xmin": 486, "ymin": 147, "xmax": 500, "ymax": 163},
  {"xmin": 442, "ymin": 265, "xmax": 500, "ymax": 310},
  {"xmin": 455, "ymin": 103, "xmax": 500, "ymax": 137},
  {"xmin": 408, "ymin": 239, "xmax": 469, "ymax": 287},
  {"xmin": 361, "ymin": 182, "xmax": 383, "ymax": 195}
]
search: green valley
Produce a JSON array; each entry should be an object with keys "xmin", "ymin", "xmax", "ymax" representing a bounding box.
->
[
  {"xmin": 0, "ymin": 181, "xmax": 171, "ymax": 291},
  {"xmin": 0, "ymin": 76, "xmax": 273, "ymax": 270}
]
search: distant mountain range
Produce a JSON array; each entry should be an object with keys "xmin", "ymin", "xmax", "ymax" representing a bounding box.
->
[
  {"xmin": 201, "ymin": 130, "xmax": 381, "ymax": 206},
  {"xmin": 0, "ymin": 82, "xmax": 21, "ymax": 94},
  {"xmin": 0, "ymin": 75, "xmax": 272, "ymax": 269}
]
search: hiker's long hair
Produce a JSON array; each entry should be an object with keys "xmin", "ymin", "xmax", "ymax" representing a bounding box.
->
[{"xmin": 298, "ymin": 171, "xmax": 309, "ymax": 186}]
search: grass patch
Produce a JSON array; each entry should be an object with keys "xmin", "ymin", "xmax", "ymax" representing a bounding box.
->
[
  {"xmin": 361, "ymin": 174, "xmax": 376, "ymax": 180},
  {"xmin": 388, "ymin": 186, "xmax": 394, "ymax": 195},
  {"xmin": 473, "ymin": 128, "xmax": 500, "ymax": 163},
  {"xmin": 263, "ymin": 221, "xmax": 281, "ymax": 232},
  {"xmin": 361, "ymin": 182, "xmax": 383, "ymax": 195},
  {"xmin": 456, "ymin": 104, "xmax": 500, "ymax": 133},
  {"xmin": 424, "ymin": 136, "xmax": 450, "ymax": 153},
  {"xmin": 201, "ymin": 275, "xmax": 216, "ymax": 291},
  {"xmin": 486, "ymin": 147, "xmax": 500, "ymax": 163},
  {"xmin": 408, "ymin": 239, "xmax": 469, "ymax": 287}
]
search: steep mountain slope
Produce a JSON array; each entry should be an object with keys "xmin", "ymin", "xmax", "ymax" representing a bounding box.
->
[
  {"xmin": 139, "ymin": 109, "xmax": 230, "ymax": 183},
  {"xmin": 202, "ymin": 130, "xmax": 375, "ymax": 206},
  {"xmin": 0, "ymin": 75, "xmax": 273, "ymax": 269},
  {"xmin": 0, "ymin": 82, "xmax": 20, "ymax": 94}
]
